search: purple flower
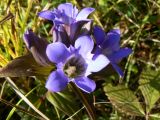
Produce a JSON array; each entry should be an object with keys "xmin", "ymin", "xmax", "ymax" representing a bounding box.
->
[
  {"xmin": 52, "ymin": 25, "xmax": 70, "ymax": 47},
  {"xmin": 46, "ymin": 36, "xmax": 109, "ymax": 93},
  {"xmin": 23, "ymin": 29, "xmax": 51, "ymax": 66},
  {"xmin": 38, "ymin": 3, "xmax": 95, "ymax": 44},
  {"xmin": 93, "ymin": 26, "xmax": 132, "ymax": 77}
]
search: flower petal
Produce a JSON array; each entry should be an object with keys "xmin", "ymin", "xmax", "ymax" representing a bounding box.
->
[
  {"xmin": 93, "ymin": 26, "xmax": 105, "ymax": 45},
  {"xmin": 46, "ymin": 42, "xmax": 70, "ymax": 63},
  {"xmin": 23, "ymin": 29, "xmax": 34, "ymax": 49},
  {"xmin": 101, "ymin": 29, "xmax": 120, "ymax": 51},
  {"xmin": 74, "ymin": 77, "xmax": 96, "ymax": 93},
  {"xmin": 23, "ymin": 29, "xmax": 51, "ymax": 66},
  {"xmin": 70, "ymin": 21, "xmax": 88, "ymax": 42},
  {"xmin": 108, "ymin": 48, "xmax": 132, "ymax": 63},
  {"xmin": 57, "ymin": 3, "xmax": 75, "ymax": 24},
  {"xmin": 53, "ymin": 25, "xmax": 70, "ymax": 47},
  {"xmin": 87, "ymin": 54, "xmax": 110, "ymax": 73},
  {"xmin": 81, "ymin": 21, "xmax": 93, "ymax": 35},
  {"xmin": 73, "ymin": 6, "xmax": 79, "ymax": 18},
  {"xmin": 38, "ymin": 10, "xmax": 55, "ymax": 21},
  {"xmin": 92, "ymin": 46, "xmax": 102, "ymax": 60},
  {"xmin": 75, "ymin": 36, "xmax": 94, "ymax": 57},
  {"xmin": 58, "ymin": 3, "xmax": 74, "ymax": 18},
  {"xmin": 111, "ymin": 63, "xmax": 124, "ymax": 77},
  {"xmin": 76, "ymin": 8, "xmax": 95, "ymax": 21},
  {"xmin": 46, "ymin": 70, "xmax": 68, "ymax": 92}
]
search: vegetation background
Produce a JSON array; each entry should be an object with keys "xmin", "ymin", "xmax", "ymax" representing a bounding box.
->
[{"xmin": 0, "ymin": 0, "xmax": 160, "ymax": 120}]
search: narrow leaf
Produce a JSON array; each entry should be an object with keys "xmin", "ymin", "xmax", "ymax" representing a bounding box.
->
[
  {"xmin": 6, "ymin": 86, "xmax": 39, "ymax": 120},
  {"xmin": 150, "ymin": 113, "xmax": 160, "ymax": 120},
  {"xmin": 46, "ymin": 91, "xmax": 81, "ymax": 120},
  {"xmin": 6, "ymin": 77, "xmax": 50, "ymax": 120},
  {"xmin": 0, "ymin": 12, "xmax": 14, "ymax": 25},
  {"xmin": 104, "ymin": 83, "xmax": 145, "ymax": 116}
]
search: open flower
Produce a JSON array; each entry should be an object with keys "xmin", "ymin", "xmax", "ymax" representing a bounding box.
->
[
  {"xmin": 46, "ymin": 36, "xmax": 109, "ymax": 93},
  {"xmin": 38, "ymin": 3, "xmax": 95, "ymax": 45},
  {"xmin": 93, "ymin": 26, "xmax": 132, "ymax": 77}
]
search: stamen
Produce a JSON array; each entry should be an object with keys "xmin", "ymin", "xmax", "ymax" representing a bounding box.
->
[{"xmin": 63, "ymin": 54, "xmax": 87, "ymax": 78}]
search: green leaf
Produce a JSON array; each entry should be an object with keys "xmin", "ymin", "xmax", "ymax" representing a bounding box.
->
[
  {"xmin": 0, "ymin": 54, "xmax": 54, "ymax": 77},
  {"xmin": 6, "ymin": 86, "xmax": 39, "ymax": 120},
  {"xmin": 150, "ymin": 113, "xmax": 160, "ymax": 120},
  {"xmin": 103, "ymin": 83, "xmax": 145, "ymax": 116},
  {"xmin": 46, "ymin": 91, "xmax": 81, "ymax": 120},
  {"xmin": 139, "ymin": 68, "xmax": 160, "ymax": 113},
  {"xmin": 6, "ymin": 77, "xmax": 50, "ymax": 120},
  {"xmin": 98, "ymin": 0, "xmax": 107, "ymax": 6}
]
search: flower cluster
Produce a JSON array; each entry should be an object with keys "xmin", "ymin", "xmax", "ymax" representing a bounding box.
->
[
  {"xmin": 23, "ymin": 3, "xmax": 132, "ymax": 93},
  {"xmin": 38, "ymin": 3, "xmax": 94, "ymax": 46}
]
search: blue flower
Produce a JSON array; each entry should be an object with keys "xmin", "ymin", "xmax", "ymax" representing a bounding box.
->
[
  {"xmin": 45, "ymin": 36, "xmax": 109, "ymax": 93},
  {"xmin": 38, "ymin": 3, "xmax": 94, "ymax": 25},
  {"xmin": 38, "ymin": 3, "xmax": 94, "ymax": 45},
  {"xmin": 93, "ymin": 26, "xmax": 132, "ymax": 77},
  {"xmin": 23, "ymin": 29, "xmax": 51, "ymax": 66}
]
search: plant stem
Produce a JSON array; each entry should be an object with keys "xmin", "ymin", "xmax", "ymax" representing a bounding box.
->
[{"xmin": 70, "ymin": 82, "xmax": 96, "ymax": 120}]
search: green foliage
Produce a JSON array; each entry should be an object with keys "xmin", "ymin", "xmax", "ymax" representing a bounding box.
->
[
  {"xmin": 150, "ymin": 113, "xmax": 160, "ymax": 120},
  {"xmin": 104, "ymin": 83, "xmax": 145, "ymax": 116},
  {"xmin": 46, "ymin": 91, "xmax": 81, "ymax": 120},
  {"xmin": 139, "ymin": 68, "xmax": 160, "ymax": 118},
  {"xmin": 103, "ymin": 68, "xmax": 160, "ymax": 119},
  {"xmin": 0, "ymin": 0, "xmax": 160, "ymax": 119},
  {"xmin": 6, "ymin": 85, "xmax": 39, "ymax": 120},
  {"xmin": 0, "ymin": 54, "xmax": 54, "ymax": 77}
]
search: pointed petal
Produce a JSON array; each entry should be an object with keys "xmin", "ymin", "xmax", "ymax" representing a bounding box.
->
[
  {"xmin": 50, "ymin": 9, "xmax": 69, "ymax": 25},
  {"xmin": 93, "ymin": 26, "xmax": 105, "ymax": 45},
  {"xmin": 92, "ymin": 46, "xmax": 102, "ymax": 60},
  {"xmin": 46, "ymin": 70, "xmax": 68, "ymax": 92},
  {"xmin": 73, "ymin": 6, "xmax": 79, "ymax": 18},
  {"xmin": 57, "ymin": 3, "xmax": 79, "ymax": 25},
  {"xmin": 111, "ymin": 63, "xmax": 124, "ymax": 77},
  {"xmin": 101, "ymin": 29, "xmax": 120, "ymax": 50},
  {"xmin": 53, "ymin": 25, "xmax": 70, "ymax": 47},
  {"xmin": 70, "ymin": 21, "xmax": 88, "ymax": 42},
  {"xmin": 46, "ymin": 42, "xmax": 70, "ymax": 63},
  {"xmin": 76, "ymin": 8, "xmax": 95, "ymax": 21},
  {"xmin": 81, "ymin": 21, "xmax": 93, "ymax": 35},
  {"xmin": 108, "ymin": 48, "xmax": 132, "ymax": 63},
  {"xmin": 87, "ymin": 54, "xmax": 110, "ymax": 73},
  {"xmin": 23, "ymin": 29, "xmax": 51, "ymax": 66},
  {"xmin": 57, "ymin": 3, "xmax": 75, "ymax": 24},
  {"xmin": 58, "ymin": 3, "xmax": 74, "ymax": 18},
  {"xmin": 75, "ymin": 36, "xmax": 94, "ymax": 57},
  {"xmin": 74, "ymin": 77, "xmax": 96, "ymax": 93},
  {"xmin": 38, "ymin": 10, "xmax": 55, "ymax": 21}
]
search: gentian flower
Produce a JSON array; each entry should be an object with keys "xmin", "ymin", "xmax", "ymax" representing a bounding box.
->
[
  {"xmin": 93, "ymin": 26, "xmax": 132, "ymax": 77},
  {"xmin": 45, "ymin": 36, "xmax": 109, "ymax": 93},
  {"xmin": 52, "ymin": 25, "xmax": 70, "ymax": 47},
  {"xmin": 38, "ymin": 3, "xmax": 95, "ymax": 45},
  {"xmin": 23, "ymin": 29, "xmax": 51, "ymax": 66}
]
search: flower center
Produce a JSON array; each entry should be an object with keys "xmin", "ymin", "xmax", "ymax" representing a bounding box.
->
[{"xmin": 63, "ymin": 54, "xmax": 87, "ymax": 78}]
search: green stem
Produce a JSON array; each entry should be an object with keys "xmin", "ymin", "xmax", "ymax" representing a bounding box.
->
[{"xmin": 70, "ymin": 82, "xmax": 96, "ymax": 120}]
